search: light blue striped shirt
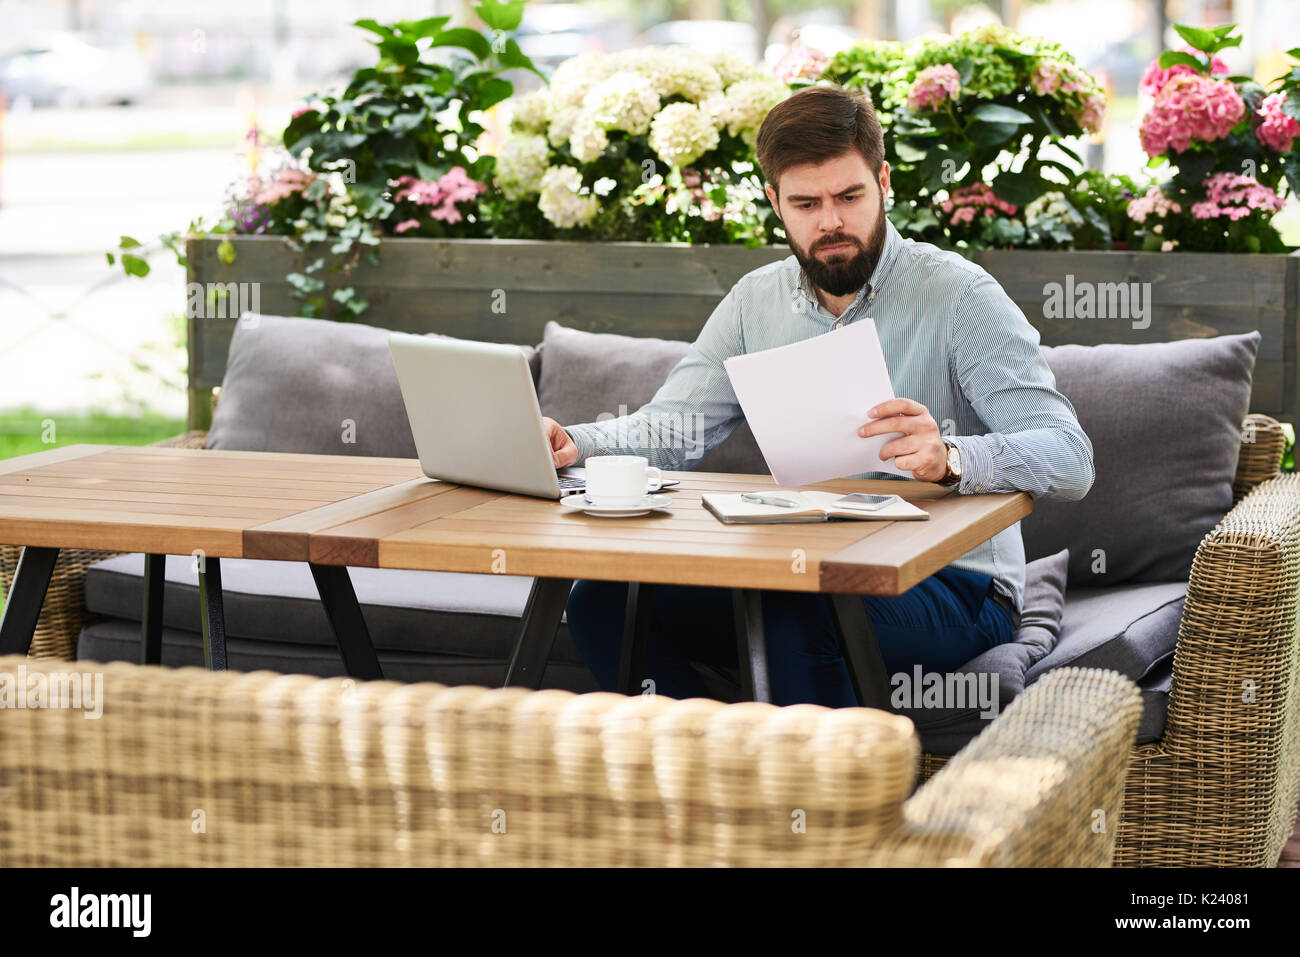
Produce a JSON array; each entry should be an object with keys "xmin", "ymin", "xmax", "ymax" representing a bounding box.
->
[{"xmin": 565, "ymin": 219, "xmax": 1095, "ymax": 613}]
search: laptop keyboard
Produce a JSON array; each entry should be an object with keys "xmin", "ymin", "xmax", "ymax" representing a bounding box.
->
[{"xmin": 557, "ymin": 475, "xmax": 586, "ymax": 490}]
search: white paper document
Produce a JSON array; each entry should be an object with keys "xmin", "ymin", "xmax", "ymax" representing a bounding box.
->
[{"xmin": 723, "ymin": 317, "xmax": 910, "ymax": 486}]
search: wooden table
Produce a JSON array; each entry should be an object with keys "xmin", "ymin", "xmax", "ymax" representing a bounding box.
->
[{"xmin": 0, "ymin": 445, "xmax": 1031, "ymax": 708}]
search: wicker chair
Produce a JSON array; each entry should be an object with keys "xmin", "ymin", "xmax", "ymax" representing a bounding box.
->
[
  {"xmin": 0, "ymin": 656, "xmax": 1140, "ymax": 867},
  {"xmin": 1, "ymin": 414, "xmax": 1295, "ymax": 866},
  {"xmin": 919, "ymin": 413, "xmax": 1300, "ymax": 868}
]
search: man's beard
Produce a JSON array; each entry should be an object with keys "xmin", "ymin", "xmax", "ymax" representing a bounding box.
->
[{"xmin": 788, "ymin": 196, "xmax": 887, "ymax": 300}]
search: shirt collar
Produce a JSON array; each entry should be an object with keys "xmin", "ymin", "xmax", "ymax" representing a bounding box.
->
[{"xmin": 793, "ymin": 217, "xmax": 903, "ymax": 318}]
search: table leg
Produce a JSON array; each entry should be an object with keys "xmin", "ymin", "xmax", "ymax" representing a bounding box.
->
[
  {"xmin": 617, "ymin": 582, "xmax": 655, "ymax": 695},
  {"xmin": 0, "ymin": 545, "xmax": 59, "ymax": 657},
  {"xmin": 139, "ymin": 553, "xmax": 165, "ymax": 665},
  {"xmin": 308, "ymin": 563, "xmax": 383, "ymax": 680},
  {"xmin": 199, "ymin": 556, "xmax": 227, "ymax": 671},
  {"xmin": 827, "ymin": 594, "xmax": 892, "ymax": 710},
  {"xmin": 731, "ymin": 588, "xmax": 772, "ymax": 704},
  {"xmin": 503, "ymin": 577, "xmax": 573, "ymax": 689}
]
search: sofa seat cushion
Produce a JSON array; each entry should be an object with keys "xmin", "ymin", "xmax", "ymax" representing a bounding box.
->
[
  {"xmin": 206, "ymin": 313, "xmax": 539, "ymax": 458},
  {"xmin": 914, "ymin": 560, "xmax": 1184, "ymax": 756},
  {"xmin": 536, "ymin": 320, "xmax": 768, "ymax": 474},
  {"xmin": 1027, "ymin": 581, "xmax": 1186, "ymax": 684},
  {"xmin": 83, "ymin": 553, "xmax": 583, "ymax": 664},
  {"xmin": 1022, "ymin": 332, "xmax": 1260, "ymax": 587},
  {"xmin": 76, "ymin": 618, "xmax": 598, "ymax": 691}
]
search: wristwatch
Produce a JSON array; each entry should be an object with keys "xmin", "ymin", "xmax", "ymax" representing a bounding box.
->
[{"xmin": 938, "ymin": 438, "xmax": 962, "ymax": 488}]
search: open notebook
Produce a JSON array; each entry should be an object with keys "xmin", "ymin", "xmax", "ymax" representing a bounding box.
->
[{"xmin": 702, "ymin": 490, "xmax": 930, "ymax": 525}]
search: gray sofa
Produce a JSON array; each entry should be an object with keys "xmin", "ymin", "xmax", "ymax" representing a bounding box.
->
[{"xmin": 77, "ymin": 314, "xmax": 1264, "ymax": 762}]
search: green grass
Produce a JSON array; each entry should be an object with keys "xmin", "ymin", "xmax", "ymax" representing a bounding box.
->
[{"xmin": 0, "ymin": 409, "xmax": 185, "ymax": 461}]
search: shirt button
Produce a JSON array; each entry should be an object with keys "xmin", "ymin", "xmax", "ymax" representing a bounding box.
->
[{"xmin": 973, "ymin": 483, "xmax": 983, "ymax": 492}]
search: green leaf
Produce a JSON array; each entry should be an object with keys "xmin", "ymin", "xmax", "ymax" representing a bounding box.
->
[
  {"xmin": 968, "ymin": 120, "xmax": 1021, "ymax": 148},
  {"xmin": 1172, "ymin": 24, "xmax": 1218, "ymax": 53},
  {"xmin": 216, "ymin": 239, "xmax": 236, "ymax": 265},
  {"xmin": 430, "ymin": 27, "xmax": 492, "ymax": 62},
  {"xmin": 121, "ymin": 254, "xmax": 150, "ymax": 278},
  {"xmin": 396, "ymin": 16, "xmax": 452, "ymax": 38},
  {"xmin": 1284, "ymin": 153, "xmax": 1300, "ymax": 202},
  {"xmin": 118, "ymin": 235, "xmax": 142, "ymax": 249},
  {"xmin": 378, "ymin": 38, "xmax": 420, "ymax": 67},
  {"xmin": 475, "ymin": 76, "xmax": 513, "ymax": 111},
  {"xmin": 992, "ymin": 170, "xmax": 1051, "ymax": 208},
  {"xmin": 496, "ymin": 37, "xmax": 543, "ymax": 80},
  {"xmin": 353, "ymin": 19, "xmax": 395, "ymax": 41},
  {"xmin": 475, "ymin": 0, "xmax": 525, "ymax": 32},
  {"xmin": 1157, "ymin": 50, "xmax": 1205, "ymax": 72},
  {"xmin": 105, "ymin": 252, "xmax": 115, "ymax": 266},
  {"xmin": 1287, "ymin": 47, "xmax": 1300, "ymax": 60},
  {"xmin": 954, "ymin": 56, "xmax": 974, "ymax": 87},
  {"xmin": 969, "ymin": 103, "xmax": 1033, "ymax": 125},
  {"xmin": 988, "ymin": 216, "xmax": 1026, "ymax": 246}
]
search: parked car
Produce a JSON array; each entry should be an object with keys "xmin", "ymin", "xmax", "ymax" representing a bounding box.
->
[{"xmin": 0, "ymin": 33, "xmax": 152, "ymax": 107}]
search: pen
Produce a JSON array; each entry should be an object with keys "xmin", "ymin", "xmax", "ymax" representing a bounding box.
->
[{"xmin": 741, "ymin": 493, "xmax": 802, "ymax": 508}]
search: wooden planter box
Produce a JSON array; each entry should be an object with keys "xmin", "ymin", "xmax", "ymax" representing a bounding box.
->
[{"xmin": 186, "ymin": 237, "xmax": 1300, "ymax": 429}]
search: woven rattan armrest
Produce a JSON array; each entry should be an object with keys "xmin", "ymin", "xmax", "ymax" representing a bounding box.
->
[{"xmin": 874, "ymin": 668, "xmax": 1143, "ymax": 867}]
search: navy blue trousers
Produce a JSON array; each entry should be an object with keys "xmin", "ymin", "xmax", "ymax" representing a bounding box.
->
[{"xmin": 565, "ymin": 567, "xmax": 1015, "ymax": 708}]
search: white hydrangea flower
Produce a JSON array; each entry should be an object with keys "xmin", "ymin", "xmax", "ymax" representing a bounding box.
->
[
  {"xmin": 548, "ymin": 52, "xmax": 618, "ymax": 110},
  {"xmin": 634, "ymin": 47, "xmax": 724, "ymax": 102},
  {"xmin": 546, "ymin": 103, "xmax": 581, "ymax": 147},
  {"xmin": 582, "ymin": 71, "xmax": 661, "ymax": 135},
  {"xmin": 1024, "ymin": 191, "xmax": 1070, "ymax": 227},
  {"xmin": 538, "ymin": 165, "xmax": 600, "ymax": 229},
  {"xmin": 568, "ymin": 114, "xmax": 609, "ymax": 163},
  {"xmin": 496, "ymin": 133, "xmax": 550, "ymax": 199},
  {"xmin": 709, "ymin": 50, "xmax": 762, "ymax": 88},
  {"xmin": 716, "ymin": 78, "xmax": 790, "ymax": 146},
  {"xmin": 509, "ymin": 89, "xmax": 551, "ymax": 134},
  {"xmin": 648, "ymin": 102, "xmax": 720, "ymax": 168}
]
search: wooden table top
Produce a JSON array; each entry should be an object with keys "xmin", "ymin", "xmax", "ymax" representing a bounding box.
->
[{"xmin": 0, "ymin": 445, "xmax": 1031, "ymax": 596}]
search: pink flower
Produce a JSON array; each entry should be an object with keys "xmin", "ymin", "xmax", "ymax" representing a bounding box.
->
[
  {"xmin": 251, "ymin": 167, "xmax": 316, "ymax": 206},
  {"xmin": 1077, "ymin": 91, "xmax": 1107, "ymax": 134},
  {"xmin": 392, "ymin": 167, "xmax": 486, "ymax": 224},
  {"xmin": 1257, "ymin": 92, "xmax": 1300, "ymax": 153},
  {"xmin": 1031, "ymin": 60, "xmax": 1092, "ymax": 97},
  {"xmin": 291, "ymin": 106, "xmax": 311, "ymax": 119},
  {"xmin": 774, "ymin": 41, "xmax": 830, "ymax": 84},
  {"xmin": 937, "ymin": 183, "xmax": 1017, "ymax": 226},
  {"xmin": 1126, "ymin": 186, "xmax": 1181, "ymax": 223},
  {"xmin": 1140, "ymin": 46, "xmax": 1230, "ymax": 97},
  {"xmin": 1139, "ymin": 73, "xmax": 1245, "ymax": 157},
  {"xmin": 394, "ymin": 219, "xmax": 421, "ymax": 233},
  {"xmin": 907, "ymin": 64, "xmax": 961, "ymax": 111},
  {"xmin": 1192, "ymin": 172, "xmax": 1285, "ymax": 221}
]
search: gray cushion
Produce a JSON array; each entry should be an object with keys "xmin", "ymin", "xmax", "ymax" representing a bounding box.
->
[
  {"xmin": 904, "ymin": 548, "xmax": 1070, "ymax": 750},
  {"xmin": 207, "ymin": 313, "xmax": 539, "ymax": 458},
  {"xmin": 83, "ymin": 553, "xmax": 584, "ymax": 664},
  {"xmin": 76, "ymin": 618, "xmax": 598, "ymax": 691},
  {"xmin": 915, "ymin": 556, "xmax": 1186, "ymax": 755},
  {"xmin": 1027, "ymin": 580, "xmax": 1186, "ymax": 683},
  {"xmin": 536, "ymin": 320, "xmax": 768, "ymax": 474},
  {"xmin": 1022, "ymin": 332, "xmax": 1260, "ymax": 587}
]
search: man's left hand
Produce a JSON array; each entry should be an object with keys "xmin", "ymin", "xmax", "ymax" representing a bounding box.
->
[{"xmin": 858, "ymin": 398, "xmax": 948, "ymax": 483}]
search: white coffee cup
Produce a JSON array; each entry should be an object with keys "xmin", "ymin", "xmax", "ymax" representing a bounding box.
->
[{"xmin": 584, "ymin": 455, "xmax": 663, "ymax": 506}]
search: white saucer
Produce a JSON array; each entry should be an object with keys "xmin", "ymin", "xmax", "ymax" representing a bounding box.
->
[{"xmin": 558, "ymin": 493, "xmax": 674, "ymax": 518}]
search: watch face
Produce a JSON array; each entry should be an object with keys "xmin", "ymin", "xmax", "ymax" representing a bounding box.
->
[{"xmin": 948, "ymin": 447, "xmax": 961, "ymax": 475}]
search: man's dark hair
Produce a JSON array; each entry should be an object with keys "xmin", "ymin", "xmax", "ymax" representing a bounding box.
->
[{"xmin": 755, "ymin": 85, "xmax": 885, "ymax": 197}]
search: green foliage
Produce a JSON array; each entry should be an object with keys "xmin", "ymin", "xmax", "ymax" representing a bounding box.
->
[{"xmin": 824, "ymin": 25, "xmax": 1107, "ymax": 251}]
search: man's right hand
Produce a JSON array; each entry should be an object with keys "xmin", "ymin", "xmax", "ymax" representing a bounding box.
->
[{"xmin": 542, "ymin": 417, "xmax": 579, "ymax": 469}]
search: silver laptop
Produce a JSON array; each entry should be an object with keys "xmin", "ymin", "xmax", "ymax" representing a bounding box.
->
[{"xmin": 388, "ymin": 333, "xmax": 677, "ymax": 500}]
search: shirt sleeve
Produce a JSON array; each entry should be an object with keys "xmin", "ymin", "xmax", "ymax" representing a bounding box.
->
[
  {"xmin": 946, "ymin": 273, "xmax": 1095, "ymax": 501},
  {"xmin": 564, "ymin": 286, "xmax": 748, "ymax": 471}
]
